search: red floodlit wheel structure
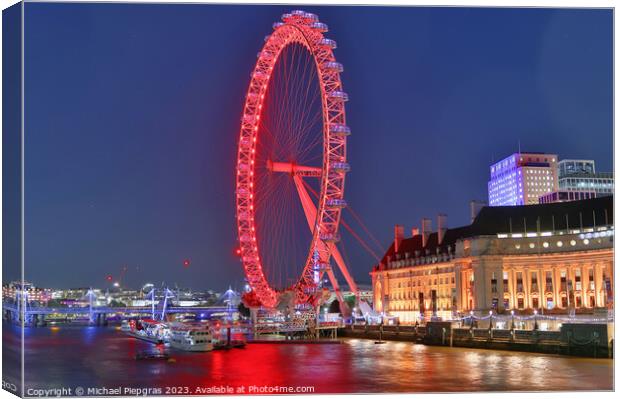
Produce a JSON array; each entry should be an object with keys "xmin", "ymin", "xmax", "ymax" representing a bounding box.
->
[{"xmin": 236, "ymin": 11, "xmax": 358, "ymax": 309}]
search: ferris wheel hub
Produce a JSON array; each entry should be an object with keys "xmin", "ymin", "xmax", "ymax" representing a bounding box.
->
[{"xmin": 267, "ymin": 160, "xmax": 322, "ymax": 177}]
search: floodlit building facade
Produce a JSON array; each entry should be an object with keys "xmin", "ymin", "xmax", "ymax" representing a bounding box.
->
[
  {"xmin": 2, "ymin": 281, "xmax": 51, "ymax": 304},
  {"xmin": 370, "ymin": 197, "xmax": 614, "ymax": 323},
  {"xmin": 488, "ymin": 152, "xmax": 558, "ymax": 206}
]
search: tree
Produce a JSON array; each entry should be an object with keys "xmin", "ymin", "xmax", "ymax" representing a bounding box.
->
[
  {"xmin": 108, "ymin": 299, "xmax": 126, "ymax": 307},
  {"xmin": 45, "ymin": 299, "xmax": 65, "ymax": 308},
  {"xmin": 238, "ymin": 302, "xmax": 250, "ymax": 318},
  {"xmin": 328, "ymin": 299, "xmax": 340, "ymax": 314},
  {"xmin": 343, "ymin": 294, "xmax": 356, "ymax": 309}
]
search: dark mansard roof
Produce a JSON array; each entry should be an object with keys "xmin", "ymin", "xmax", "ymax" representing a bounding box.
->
[{"xmin": 378, "ymin": 195, "xmax": 613, "ymax": 266}]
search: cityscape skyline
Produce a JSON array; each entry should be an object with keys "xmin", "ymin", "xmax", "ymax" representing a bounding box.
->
[{"xmin": 6, "ymin": 4, "xmax": 613, "ymax": 291}]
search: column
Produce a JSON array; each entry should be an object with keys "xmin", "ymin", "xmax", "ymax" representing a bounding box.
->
[
  {"xmin": 537, "ymin": 267, "xmax": 544, "ymax": 308},
  {"xmin": 566, "ymin": 264, "xmax": 573, "ymax": 309},
  {"xmin": 579, "ymin": 264, "xmax": 587, "ymax": 309},
  {"xmin": 497, "ymin": 266, "xmax": 505, "ymax": 311},
  {"xmin": 551, "ymin": 266, "xmax": 559, "ymax": 308},
  {"xmin": 523, "ymin": 268, "xmax": 530, "ymax": 309},
  {"xmin": 511, "ymin": 268, "xmax": 517, "ymax": 310},
  {"xmin": 584, "ymin": 263, "xmax": 592, "ymax": 308},
  {"xmin": 607, "ymin": 260, "xmax": 614, "ymax": 306},
  {"xmin": 455, "ymin": 265, "xmax": 463, "ymax": 311},
  {"xmin": 555, "ymin": 267, "xmax": 563, "ymax": 309},
  {"xmin": 594, "ymin": 263, "xmax": 603, "ymax": 307},
  {"xmin": 473, "ymin": 262, "xmax": 486, "ymax": 311},
  {"xmin": 599, "ymin": 262, "xmax": 608, "ymax": 307}
]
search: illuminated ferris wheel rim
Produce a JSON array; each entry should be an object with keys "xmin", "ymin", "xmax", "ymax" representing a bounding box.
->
[{"xmin": 235, "ymin": 10, "xmax": 350, "ymax": 308}]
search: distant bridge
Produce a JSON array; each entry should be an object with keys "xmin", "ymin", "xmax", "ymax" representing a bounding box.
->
[{"xmin": 2, "ymin": 302, "xmax": 235, "ymax": 326}]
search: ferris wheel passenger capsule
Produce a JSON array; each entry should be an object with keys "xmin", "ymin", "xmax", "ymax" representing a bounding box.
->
[
  {"xmin": 273, "ymin": 22, "xmax": 284, "ymax": 29},
  {"xmin": 323, "ymin": 61, "xmax": 344, "ymax": 72},
  {"xmin": 246, "ymin": 92, "xmax": 260, "ymax": 100},
  {"xmin": 281, "ymin": 13, "xmax": 293, "ymax": 22},
  {"xmin": 311, "ymin": 22, "xmax": 329, "ymax": 32},
  {"xmin": 314, "ymin": 262, "xmax": 331, "ymax": 271},
  {"xmin": 257, "ymin": 51, "xmax": 275, "ymax": 59},
  {"xmin": 251, "ymin": 70, "xmax": 269, "ymax": 80},
  {"xmin": 237, "ymin": 188, "xmax": 250, "ymax": 197},
  {"xmin": 330, "ymin": 162, "xmax": 351, "ymax": 173},
  {"xmin": 303, "ymin": 12, "xmax": 319, "ymax": 22},
  {"xmin": 326, "ymin": 198, "xmax": 348, "ymax": 208},
  {"xmin": 291, "ymin": 10, "xmax": 306, "ymax": 16},
  {"xmin": 319, "ymin": 38, "xmax": 337, "ymax": 49},
  {"xmin": 330, "ymin": 123, "xmax": 351, "ymax": 136},
  {"xmin": 320, "ymin": 232, "xmax": 341, "ymax": 243},
  {"xmin": 242, "ymin": 114, "xmax": 258, "ymax": 123},
  {"xmin": 328, "ymin": 91, "xmax": 349, "ymax": 102}
]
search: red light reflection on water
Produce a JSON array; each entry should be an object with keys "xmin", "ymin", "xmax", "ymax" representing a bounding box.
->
[{"xmin": 13, "ymin": 326, "xmax": 614, "ymax": 395}]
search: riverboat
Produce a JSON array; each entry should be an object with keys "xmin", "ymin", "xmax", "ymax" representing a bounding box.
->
[
  {"xmin": 168, "ymin": 322, "xmax": 214, "ymax": 352},
  {"xmin": 125, "ymin": 319, "xmax": 167, "ymax": 344}
]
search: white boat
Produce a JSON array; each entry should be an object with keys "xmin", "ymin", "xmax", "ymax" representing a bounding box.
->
[
  {"xmin": 120, "ymin": 320, "xmax": 131, "ymax": 332},
  {"xmin": 125, "ymin": 319, "xmax": 168, "ymax": 344},
  {"xmin": 168, "ymin": 323, "xmax": 214, "ymax": 352}
]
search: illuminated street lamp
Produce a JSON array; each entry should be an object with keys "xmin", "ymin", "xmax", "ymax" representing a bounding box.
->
[
  {"xmin": 533, "ymin": 309, "xmax": 539, "ymax": 331},
  {"xmin": 510, "ymin": 309, "xmax": 515, "ymax": 330},
  {"xmin": 488, "ymin": 310, "xmax": 493, "ymax": 331}
]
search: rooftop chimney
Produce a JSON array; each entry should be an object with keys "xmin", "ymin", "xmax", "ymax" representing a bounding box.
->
[
  {"xmin": 437, "ymin": 213, "xmax": 448, "ymax": 244},
  {"xmin": 411, "ymin": 227, "xmax": 420, "ymax": 237},
  {"xmin": 394, "ymin": 224, "xmax": 404, "ymax": 253},
  {"xmin": 421, "ymin": 218, "xmax": 432, "ymax": 247},
  {"xmin": 470, "ymin": 200, "xmax": 487, "ymax": 223}
]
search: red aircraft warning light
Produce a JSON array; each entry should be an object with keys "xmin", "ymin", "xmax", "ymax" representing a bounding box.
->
[{"xmin": 183, "ymin": 259, "xmax": 191, "ymax": 268}]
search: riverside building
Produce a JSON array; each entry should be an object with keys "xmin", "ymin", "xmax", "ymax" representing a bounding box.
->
[
  {"xmin": 488, "ymin": 152, "xmax": 558, "ymax": 206},
  {"xmin": 557, "ymin": 159, "xmax": 613, "ymax": 197},
  {"xmin": 2, "ymin": 281, "xmax": 51, "ymax": 304},
  {"xmin": 370, "ymin": 196, "xmax": 613, "ymax": 323}
]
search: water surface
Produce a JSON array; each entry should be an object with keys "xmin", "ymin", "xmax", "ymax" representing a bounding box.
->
[{"xmin": 3, "ymin": 323, "xmax": 613, "ymax": 395}]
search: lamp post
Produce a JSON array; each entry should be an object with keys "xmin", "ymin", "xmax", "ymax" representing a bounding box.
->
[
  {"xmin": 488, "ymin": 310, "xmax": 493, "ymax": 332},
  {"xmin": 533, "ymin": 309, "xmax": 539, "ymax": 331},
  {"xmin": 469, "ymin": 310, "xmax": 474, "ymax": 330},
  {"xmin": 510, "ymin": 309, "xmax": 515, "ymax": 331}
]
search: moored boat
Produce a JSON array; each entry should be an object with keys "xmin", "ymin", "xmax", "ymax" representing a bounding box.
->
[
  {"xmin": 125, "ymin": 319, "xmax": 168, "ymax": 344},
  {"xmin": 168, "ymin": 322, "xmax": 214, "ymax": 352},
  {"xmin": 120, "ymin": 320, "xmax": 132, "ymax": 332}
]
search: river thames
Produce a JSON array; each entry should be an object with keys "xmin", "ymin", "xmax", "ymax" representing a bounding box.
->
[{"xmin": 3, "ymin": 323, "xmax": 613, "ymax": 395}]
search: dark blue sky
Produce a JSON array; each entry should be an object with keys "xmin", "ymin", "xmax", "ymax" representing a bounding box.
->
[{"xmin": 19, "ymin": 4, "xmax": 612, "ymax": 290}]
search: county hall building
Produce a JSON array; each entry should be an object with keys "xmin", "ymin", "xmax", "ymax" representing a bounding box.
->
[{"xmin": 370, "ymin": 196, "xmax": 614, "ymax": 323}]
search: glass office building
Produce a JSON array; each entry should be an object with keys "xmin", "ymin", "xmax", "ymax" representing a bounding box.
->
[{"xmin": 557, "ymin": 159, "xmax": 613, "ymax": 197}]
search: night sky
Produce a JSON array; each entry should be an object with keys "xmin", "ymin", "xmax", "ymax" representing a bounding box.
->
[{"xmin": 15, "ymin": 3, "xmax": 612, "ymax": 291}]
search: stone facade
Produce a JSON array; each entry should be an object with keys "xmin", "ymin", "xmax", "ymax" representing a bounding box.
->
[{"xmin": 371, "ymin": 197, "xmax": 614, "ymax": 324}]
